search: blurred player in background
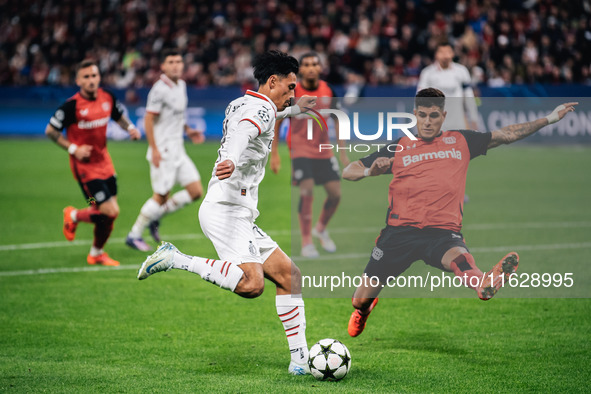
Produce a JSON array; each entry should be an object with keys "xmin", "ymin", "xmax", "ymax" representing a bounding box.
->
[
  {"xmin": 45, "ymin": 60, "xmax": 141, "ymax": 266},
  {"xmin": 417, "ymin": 41, "xmax": 479, "ymax": 131},
  {"xmin": 126, "ymin": 49, "xmax": 204, "ymax": 251},
  {"xmin": 137, "ymin": 50, "xmax": 315, "ymax": 375},
  {"xmin": 343, "ymin": 88, "xmax": 577, "ymax": 337},
  {"xmin": 271, "ymin": 52, "xmax": 349, "ymax": 258}
]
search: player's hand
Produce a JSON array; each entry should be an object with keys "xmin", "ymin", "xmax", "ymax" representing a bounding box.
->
[
  {"xmin": 187, "ymin": 128, "xmax": 205, "ymax": 144},
  {"xmin": 297, "ymin": 95, "xmax": 317, "ymax": 110},
  {"xmin": 215, "ymin": 159, "xmax": 235, "ymax": 180},
  {"xmin": 74, "ymin": 144, "xmax": 93, "ymax": 162},
  {"xmin": 151, "ymin": 148, "xmax": 161, "ymax": 168},
  {"xmin": 368, "ymin": 157, "xmax": 393, "ymax": 176},
  {"xmin": 546, "ymin": 102, "xmax": 578, "ymax": 124},
  {"xmin": 128, "ymin": 126, "xmax": 141, "ymax": 140},
  {"xmin": 270, "ymin": 153, "xmax": 281, "ymax": 174}
]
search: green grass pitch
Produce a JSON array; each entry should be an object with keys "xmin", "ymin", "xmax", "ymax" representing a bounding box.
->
[{"xmin": 0, "ymin": 138, "xmax": 590, "ymax": 392}]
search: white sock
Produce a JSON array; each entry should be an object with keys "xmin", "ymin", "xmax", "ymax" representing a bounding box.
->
[
  {"xmin": 172, "ymin": 250, "xmax": 243, "ymax": 292},
  {"xmin": 71, "ymin": 210, "xmax": 78, "ymax": 222},
  {"xmin": 129, "ymin": 198, "xmax": 160, "ymax": 238},
  {"xmin": 160, "ymin": 189, "xmax": 193, "ymax": 217},
  {"xmin": 276, "ymin": 294, "xmax": 308, "ymax": 363},
  {"xmin": 89, "ymin": 246, "xmax": 103, "ymax": 257}
]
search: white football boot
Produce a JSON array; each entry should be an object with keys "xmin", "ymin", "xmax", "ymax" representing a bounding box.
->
[
  {"xmin": 137, "ymin": 242, "xmax": 177, "ymax": 280},
  {"xmin": 311, "ymin": 228, "xmax": 337, "ymax": 253}
]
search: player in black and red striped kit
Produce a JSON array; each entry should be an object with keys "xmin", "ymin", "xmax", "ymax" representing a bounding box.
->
[
  {"xmin": 344, "ymin": 88, "xmax": 578, "ymax": 337},
  {"xmin": 45, "ymin": 60, "xmax": 141, "ymax": 266},
  {"xmin": 271, "ymin": 52, "xmax": 349, "ymax": 258}
]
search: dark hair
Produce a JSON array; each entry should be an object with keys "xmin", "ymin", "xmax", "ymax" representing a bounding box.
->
[
  {"xmin": 76, "ymin": 59, "xmax": 98, "ymax": 73},
  {"xmin": 435, "ymin": 41, "xmax": 452, "ymax": 51},
  {"xmin": 299, "ymin": 52, "xmax": 320, "ymax": 64},
  {"xmin": 252, "ymin": 50, "xmax": 299, "ymax": 85},
  {"xmin": 415, "ymin": 88, "xmax": 445, "ymax": 110},
  {"xmin": 160, "ymin": 48, "xmax": 182, "ymax": 63}
]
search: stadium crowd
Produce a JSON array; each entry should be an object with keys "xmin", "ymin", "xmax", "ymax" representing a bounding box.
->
[{"xmin": 0, "ymin": 0, "xmax": 590, "ymax": 88}]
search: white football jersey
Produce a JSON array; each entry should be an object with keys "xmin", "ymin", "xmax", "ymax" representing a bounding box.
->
[
  {"xmin": 417, "ymin": 62, "xmax": 478, "ymax": 130},
  {"xmin": 204, "ymin": 90, "xmax": 277, "ymax": 215},
  {"xmin": 145, "ymin": 74, "xmax": 188, "ymax": 162}
]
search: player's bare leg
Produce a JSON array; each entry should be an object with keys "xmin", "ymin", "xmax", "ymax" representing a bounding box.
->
[
  {"xmin": 312, "ymin": 180, "xmax": 340, "ymax": 253},
  {"xmin": 441, "ymin": 247, "xmax": 519, "ymax": 300},
  {"xmin": 349, "ymin": 277, "xmax": 382, "ymax": 337},
  {"xmin": 263, "ymin": 247, "xmax": 310, "ymax": 375}
]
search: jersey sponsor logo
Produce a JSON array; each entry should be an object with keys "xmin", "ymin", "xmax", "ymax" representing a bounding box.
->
[
  {"xmin": 78, "ymin": 116, "xmax": 110, "ymax": 129},
  {"xmin": 443, "ymin": 136, "xmax": 456, "ymax": 144},
  {"xmin": 372, "ymin": 246, "xmax": 383, "ymax": 261},
  {"xmin": 401, "ymin": 148, "xmax": 462, "ymax": 167}
]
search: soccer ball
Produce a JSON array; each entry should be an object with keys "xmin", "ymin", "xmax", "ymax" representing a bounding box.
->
[{"xmin": 308, "ymin": 338, "xmax": 351, "ymax": 381}]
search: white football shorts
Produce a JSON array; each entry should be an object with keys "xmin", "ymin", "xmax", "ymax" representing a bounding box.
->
[
  {"xmin": 150, "ymin": 153, "xmax": 201, "ymax": 195},
  {"xmin": 198, "ymin": 201, "xmax": 278, "ymax": 264}
]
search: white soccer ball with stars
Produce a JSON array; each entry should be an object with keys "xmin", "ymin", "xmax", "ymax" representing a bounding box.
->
[{"xmin": 308, "ymin": 338, "xmax": 351, "ymax": 381}]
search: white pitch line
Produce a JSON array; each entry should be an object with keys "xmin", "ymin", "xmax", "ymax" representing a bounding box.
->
[
  {"xmin": 2, "ymin": 242, "xmax": 591, "ymax": 277},
  {"xmin": 0, "ymin": 221, "xmax": 590, "ymax": 252}
]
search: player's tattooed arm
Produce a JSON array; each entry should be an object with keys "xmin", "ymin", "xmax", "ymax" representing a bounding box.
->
[
  {"xmin": 489, "ymin": 102, "xmax": 578, "ymax": 149},
  {"xmin": 44, "ymin": 124, "xmax": 92, "ymax": 162}
]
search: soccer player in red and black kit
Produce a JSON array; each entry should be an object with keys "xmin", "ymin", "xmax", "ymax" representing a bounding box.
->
[
  {"xmin": 344, "ymin": 88, "xmax": 577, "ymax": 337},
  {"xmin": 45, "ymin": 60, "xmax": 141, "ymax": 266},
  {"xmin": 271, "ymin": 52, "xmax": 349, "ymax": 258}
]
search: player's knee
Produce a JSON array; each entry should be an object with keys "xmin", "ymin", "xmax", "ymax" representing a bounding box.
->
[{"xmin": 239, "ymin": 277, "xmax": 265, "ymax": 298}]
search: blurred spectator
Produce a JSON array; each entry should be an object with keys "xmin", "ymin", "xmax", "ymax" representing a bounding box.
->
[{"xmin": 0, "ymin": 0, "xmax": 589, "ymax": 88}]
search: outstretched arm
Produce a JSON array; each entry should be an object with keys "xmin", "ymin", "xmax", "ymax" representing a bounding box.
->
[
  {"xmin": 488, "ymin": 102, "xmax": 578, "ymax": 149},
  {"xmin": 343, "ymin": 157, "xmax": 393, "ymax": 181}
]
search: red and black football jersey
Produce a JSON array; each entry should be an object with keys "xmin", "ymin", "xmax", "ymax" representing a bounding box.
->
[
  {"xmin": 49, "ymin": 88, "xmax": 124, "ymax": 182},
  {"xmin": 288, "ymin": 80, "xmax": 338, "ymax": 159},
  {"xmin": 360, "ymin": 130, "xmax": 491, "ymax": 232}
]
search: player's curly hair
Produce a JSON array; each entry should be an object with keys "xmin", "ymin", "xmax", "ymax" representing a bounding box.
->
[
  {"xmin": 253, "ymin": 50, "xmax": 299, "ymax": 85},
  {"xmin": 415, "ymin": 88, "xmax": 445, "ymax": 110}
]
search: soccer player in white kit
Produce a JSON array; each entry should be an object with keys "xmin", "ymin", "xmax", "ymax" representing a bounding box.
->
[
  {"xmin": 137, "ymin": 50, "xmax": 313, "ymax": 375},
  {"xmin": 126, "ymin": 49, "xmax": 204, "ymax": 251},
  {"xmin": 417, "ymin": 42, "xmax": 479, "ymax": 131}
]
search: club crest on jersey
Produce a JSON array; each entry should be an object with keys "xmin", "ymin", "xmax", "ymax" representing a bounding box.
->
[
  {"xmin": 248, "ymin": 241, "xmax": 257, "ymax": 256},
  {"xmin": 443, "ymin": 136, "xmax": 456, "ymax": 144},
  {"xmin": 241, "ymin": 188, "xmax": 247, "ymax": 196},
  {"xmin": 372, "ymin": 247, "xmax": 384, "ymax": 261},
  {"xmin": 102, "ymin": 102, "xmax": 111, "ymax": 112}
]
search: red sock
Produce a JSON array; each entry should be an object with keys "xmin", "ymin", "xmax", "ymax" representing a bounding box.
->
[
  {"xmin": 93, "ymin": 215, "xmax": 115, "ymax": 249},
  {"xmin": 316, "ymin": 197, "xmax": 340, "ymax": 232},
  {"xmin": 298, "ymin": 194, "xmax": 313, "ymax": 245},
  {"xmin": 450, "ymin": 253, "xmax": 484, "ymax": 290},
  {"xmin": 76, "ymin": 206, "xmax": 102, "ymax": 223}
]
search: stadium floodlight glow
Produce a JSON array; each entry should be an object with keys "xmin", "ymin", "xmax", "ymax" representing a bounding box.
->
[{"xmin": 304, "ymin": 109, "xmax": 418, "ymax": 141}]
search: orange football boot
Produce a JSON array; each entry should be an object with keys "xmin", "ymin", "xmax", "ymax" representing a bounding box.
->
[
  {"xmin": 87, "ymin": 252, "xmax": 120, "ymax": 266},
  {"xmin": 477, "ymin": 252, "xmax": 519, "ymax": 300},
  {"xmin": 348, "ymin": 298, "xmax": 379, "ymax": 337},
  {"xmin": 63, "ymin": 206, "xmax": 78, "ymax": 241}
]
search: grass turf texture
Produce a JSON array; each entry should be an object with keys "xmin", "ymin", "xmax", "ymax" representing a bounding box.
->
[{"xmin": 0, "ymin": 139, "xmax": 589, "ymax": 392}]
